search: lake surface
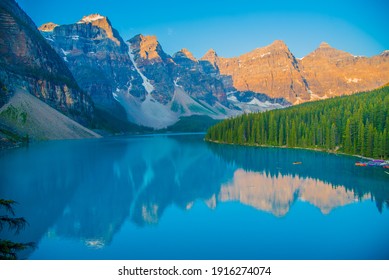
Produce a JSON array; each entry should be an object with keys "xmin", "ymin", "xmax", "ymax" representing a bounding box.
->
[{"xmin": 1, "ymin": 134, "xmax": 388, "ymax": 259}]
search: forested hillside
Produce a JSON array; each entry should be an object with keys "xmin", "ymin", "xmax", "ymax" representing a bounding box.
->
[{"xmin": 206, "ymin": 86, "xmax": 389, "ymax": 159}]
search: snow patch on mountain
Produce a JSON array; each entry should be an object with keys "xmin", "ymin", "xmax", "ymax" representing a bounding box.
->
[
  {"xmin": 346, "ymin": 77, "xmax": 361, "ymax": 83},
  {"xmin": 78, "ymin": 14, "xmax": 105, "ymax": 23},
  {"xmin": 227, "ymin": 93, "xmax": 284, "ymax": 113},
  {"xmin": 127, "ymin": 42, "xmax": 155, "ymax": 94},
  {"xmin": 113, "ymin": 84, "xmax": 236, "ymax": 128},
  {"xmin": 61, "ymin": 48, "xmax": 70, "ymax": 56}
]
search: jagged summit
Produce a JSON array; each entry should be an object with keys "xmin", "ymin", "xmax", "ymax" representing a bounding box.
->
[
  {"xmin": 38, "ymin": 22, "xmax": 58, "ymax": 32},
  {"xmin": 201, "ymin": 48, "xmax": 220, "ymax": 68},
  {"xmin": 78, "ymin": 14, "xmax": 106, "ymax": 23},
  {"xmin": 248, "ymin": 40, "xmax": 289, "ymax": 56},
  {"xmin": 129, "ymin": 34, "xmax": 159, "ymax": 47},
  {"xmin": 76, "ymin": 14, "xmax": 121, "ymax": 46},
  {"xmin": 305, "ymin": 42, "xmax": 353, "ymax": 60},
  {"xmin": 173, "ymin": 48, "xmax": 197, "ymax": 61},
  {"xmin": 180, "ymin": 48, "xmax": 197, "ymax": 61},
  {"xmin": 128, "ymin": 34, "xmax": 168, "ymax": 61},
  {"xmin": 130, "ymin": 34, "xmax": 158, "ymax": 43},
  {"xmin": 206, "ymin": 48, "xmax": 217, "ymax": 54},
  {"xmin": 319, "ymin": 42, "xmax": 332, "ymax": 49},
  {"xmin": 269, "ymin": 39, "xmax": 288, "ymax": 49},
  {"xmin": 202, "ymin": 48, "xmax": 218, "ymax": 59}
]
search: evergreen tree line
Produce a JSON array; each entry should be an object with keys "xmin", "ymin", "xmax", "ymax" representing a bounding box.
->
[{"xmin": 206, "ymin": 86, "xmax": 389, "ymax": 159}]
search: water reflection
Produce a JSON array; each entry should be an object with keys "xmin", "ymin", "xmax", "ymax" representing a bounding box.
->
[
  {"xmin": 0, "ymin": 134, "xmax": 388, "ymax": 259},
  {"xmin": 0, "ymin": 138, "xmax": 133, "ymax": 256},
  {"xmin": 208, "ymin": 142, "xmax": 389, "ymax": 212},
  {"xmin": 220, "ymin": 169, "xmax": 370, "ymax": 216}
]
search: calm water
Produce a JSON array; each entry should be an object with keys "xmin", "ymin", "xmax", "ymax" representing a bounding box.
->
[{"xmin": 0, "ymin": 134, "xmax": 388, "ymax": 259}]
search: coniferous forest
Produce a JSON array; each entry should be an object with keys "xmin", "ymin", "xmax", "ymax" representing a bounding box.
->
[{"xmin": 206, "ymin": 85, "xmax": 389, "ymax": 159}]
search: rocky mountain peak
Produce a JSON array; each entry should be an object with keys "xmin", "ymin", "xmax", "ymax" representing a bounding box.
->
[
  {"xmin": 319, "ymin": 41, "xmax": 331, "ymax": 49},
  {"xmin": 212, "ymin": 39, "xmax": 310, "ymax": 102},
  {"xmin": 269, "ymin": 39, "xmax": 288, "ymax": 49},
  {"xmin": 38, "ymin": 22, "xmax": 58, "ymax": 32},
  {"xmin": 202, "ymin": 48, "xmax": 218, "ymax": 59},
  {"xmin": 201, "ymin": 48, "xmax": 220, "ymax": 68},
  {"xmin": 306, "ymin": 42, "xmax": 353, "ymax": 60},
  {"xmin": 301, "ymin": 43, "xmax": 389, "ymax": 100},
  {"xmin": 78, "ymin": 14, "xmax": 106, "ymax": 23},
  {"xmin": 179, "ymin": 48, "xmax": 197, "ymax": 61},
  {"xmin": 248, "ymin": 40, "xmax": 290, "ymax": 57},
  {"xmin": 77, "ymin": 14, "xmax": 121, "ymax": 46},
  {"xmin": 129, "ymin": 34, "xmax": 166, "ymax": 61}
]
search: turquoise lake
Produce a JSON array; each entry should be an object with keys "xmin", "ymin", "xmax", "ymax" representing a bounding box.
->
[{"xmin": 0, "ymin": 134, "xmax": 388, "ymax": 259}]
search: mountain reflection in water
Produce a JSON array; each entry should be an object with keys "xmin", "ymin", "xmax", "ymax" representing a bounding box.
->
[
  {"xmin": 220, "ymin": 169, "xmax": 370, "ymax": 216},
  {"xmin": 0, "ymin": 134, "xmax": 388, "ymax": 259}
]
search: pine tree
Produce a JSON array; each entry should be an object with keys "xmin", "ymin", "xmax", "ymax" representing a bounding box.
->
[
  {"xmin": 0, "ymin": 199, "xmax": 34, "ymax": 259},
  {"xmin": 205, "ymin": 86, "xmax": 389, "ymax": 159}
]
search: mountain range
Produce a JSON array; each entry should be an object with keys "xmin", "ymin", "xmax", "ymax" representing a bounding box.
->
[
  {"xmin": 202, "ymin": 41, "xmax": 389, "ymax": 104},
  {"xmin": 38, "ymin": 14, "xmax": 288, "ymax": 129},
  {"xmin": 1, "ymin": 0, "xmax": 388, "ymax": 145}
]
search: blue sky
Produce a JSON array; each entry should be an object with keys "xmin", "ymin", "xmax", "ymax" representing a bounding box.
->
[{"xmin": 18, "ymin": 0, "xmax": 389, "ymax": 59}]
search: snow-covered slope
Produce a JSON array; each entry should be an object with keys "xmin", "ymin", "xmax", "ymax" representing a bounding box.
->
[
  {"xmin": 127, "ymin": 43, "xmax": 155, "ymax": 94},
  {"xmin": 227, "ymin": 91, "xmax": 288, "ymax": 113}
]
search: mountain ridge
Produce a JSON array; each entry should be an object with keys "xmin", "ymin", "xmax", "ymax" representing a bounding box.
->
[
  {"xmin": 39, "ymin": 16, "xmax": 288, "ymax": 129},
  {"xmin": 39, "ymin": 13, "xmax": 389, "ymax": 108},
  {"xmin": 201, "ymin": 40, "xmax": 389, "ymax": 104}
]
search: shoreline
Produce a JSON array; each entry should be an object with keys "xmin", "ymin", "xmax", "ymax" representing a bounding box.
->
[
  {"xmin": 0, "ymin": 131, "xmax": 208, "ymax": 152},
  {"xmin": 204, "ymin": 139, "xmax": 386, "ymax": 161}
]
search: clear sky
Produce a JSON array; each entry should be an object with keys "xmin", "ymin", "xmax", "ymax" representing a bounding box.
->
[{"xmin": 17, "ymin": 0, "xmax": 389, "ymax": 59}]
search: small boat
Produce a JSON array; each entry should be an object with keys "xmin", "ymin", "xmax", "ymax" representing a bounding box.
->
[
  {"xmin": 383, "ymin": 165, "xmax": 389, "ymax": 169},
  {"xmin": 367, "ymin": 160, "xmax": 386, "ymax": 166},
  {"xmin": 355, "ymin": 162, "xmax": 367, "ymax": 166},
  {"xmin": 293, "ymin": 161, "xmax": 302, "ymax": 165}
]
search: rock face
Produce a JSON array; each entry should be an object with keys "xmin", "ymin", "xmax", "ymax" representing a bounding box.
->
[
  {"xmin": 39, "ymin": 14, "xmax": 146, "ymax": 114},
  {"xmin": 38, "ymin": 22, "xmax": 58, "ymax": 32},
  {"xmin": 127, "ymin": 35, "xmax": 228, "ymax": 106},
  {"xmin": 202, "ymin": 41, "xmax": 389, "ymax": 104},
  {"xmin": 172, "ymin": 47, "xmax": 228, "ymax": 106},
  {"xmin": 300, "ymin": 42, "xmax": 389, "ymax": 99},
  {"xmin": 78, "ymin": 14, "xmax": 121, "ymax": 46},
  {"xmin": 41, "ymin": 21, "xmax": 288, "ymax": 129},
  {"xmin": 202, "ymin": 40, "xmax": 310, "ymax": 103},
  {"xmin": 128, "ymin": 34, "xmax": 175, "ymax": 105},
  {"xmin": 0, "ymin": 0, "xmax": 93, "ymax": 125}
]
